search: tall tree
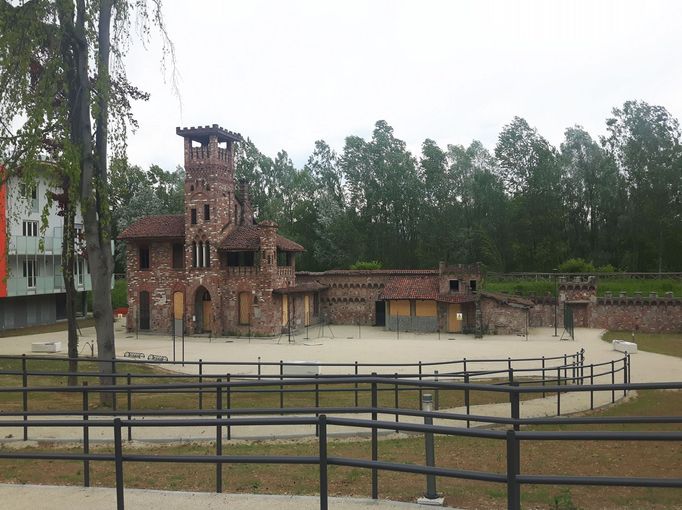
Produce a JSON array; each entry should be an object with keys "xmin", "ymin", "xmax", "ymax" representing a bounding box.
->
[
  {"xmin": 0, "ymin": 0, "xmax": 173, "ymax": 401},
  {"xmin": 602, "ymin": 101, "xmax": 682, "ymax": 271}
]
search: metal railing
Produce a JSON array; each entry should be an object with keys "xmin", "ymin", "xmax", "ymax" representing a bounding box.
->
[{"xmin": 0, "ymin": 376, "xmax": 679, "ymax": 510}]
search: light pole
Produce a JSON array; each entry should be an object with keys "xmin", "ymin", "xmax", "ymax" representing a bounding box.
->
[
  {"xmin": 553, "ymin": 268, "xmax": 559, "ymax": 337},
  {"xmin": 417, "ymin": 394, "xmax": 445, "ymax": 506}
]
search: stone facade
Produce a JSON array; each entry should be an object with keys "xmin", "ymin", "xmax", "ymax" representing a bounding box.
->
[{"xmin": 121, "ymin": 125, "xmax": 308, "ymax": 337}]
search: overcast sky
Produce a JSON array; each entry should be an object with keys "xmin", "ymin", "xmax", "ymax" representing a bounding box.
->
[{"xmin": 124, "ymin": 0, "xmax": 682, "ymax": 170}]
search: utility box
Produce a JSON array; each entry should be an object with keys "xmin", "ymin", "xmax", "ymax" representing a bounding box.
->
[
  {"xmin": 282, "ymin": 361, "xmax": 320, "ymax": 376},
  {"xmin": 31, "ymin": 341, "xmax": 62, "ymax": 353},
  {"xmin": 612, "ymin": 339, "xmax": 638, "ymax": 354}
]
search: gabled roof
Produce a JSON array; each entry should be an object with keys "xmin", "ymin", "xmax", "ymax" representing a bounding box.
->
[
  {"xmin": 380, "ymin": 276, "xmax": 476, "ymax": 303},
  {"xmin": 220, "ymin": 225, "xmax": 304, "ymax": 252},
  {"xmin": 118, "ymin": 215, "xmax": 184, "ymax": 240}
]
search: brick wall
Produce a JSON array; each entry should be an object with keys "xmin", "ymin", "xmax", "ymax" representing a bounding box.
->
[{"xmin": 479, "ymin": 297, "xmax": 528, "ymax": 335}]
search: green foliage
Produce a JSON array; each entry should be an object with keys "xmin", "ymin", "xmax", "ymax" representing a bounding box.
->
[
  {"xmin": 349, "ymin": 260, "xmax": 383, "ymax": 270},
  {"xmin": 558, "ymin": 258, "xmax": 595, "ymax": 273},
  {"xmin": 483, "ymin": 280, "xmax": 556, "ymax": 296},
  {"xmin": 112, "ymin": 279, "xmax": 128, "ymax": 308},
  {"xmin": 552, "ymin": 489, "xmax": 579, "ymax": 510},
  {"xmin": 596, "ymin": 264, "xmax": 616, "ymax": 272}
]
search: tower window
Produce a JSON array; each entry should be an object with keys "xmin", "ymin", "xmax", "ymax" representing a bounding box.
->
[
  {"xmin": 204, "ymin": 204, "xmax": 210, "ymax": 221},
  {"xmin": 192, "ymin": 242, "xmax": 197, "ymax": 267},
  {"xmin": 191, "ymin": 208, "xmax": 197, "ymax": 225},
  {"xmin": 139, "ymin": 246, "xmax": 150, "ymax": 270},
  {"xmin": 449, "ymin": 279, "xmax": 459, "ymax": 293}
]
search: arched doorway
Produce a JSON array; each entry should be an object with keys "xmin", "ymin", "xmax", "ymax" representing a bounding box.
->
[{"xmin": 194, "ymin": 287, "xmax": 212, "ymax": 333}]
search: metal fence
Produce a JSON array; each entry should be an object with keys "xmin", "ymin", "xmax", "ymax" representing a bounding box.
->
[{"xmin": 0, "ymin": 377, "xmax": 679, "ymax": 510}]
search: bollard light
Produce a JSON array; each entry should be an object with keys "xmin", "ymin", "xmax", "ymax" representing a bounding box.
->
[{"xmin": 418, "ymin": 393, "xmax": 445, "ymax": 506}]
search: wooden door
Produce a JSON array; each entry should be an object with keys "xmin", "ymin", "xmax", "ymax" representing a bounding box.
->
[
  {"xmin": 239, "ymin": 292, "xmax": 251, "ymax": 325},
  {"xmin": 202, "ymin": 299, "xmax": 213, "ymax": 332},
  {"xmin": 139, "ymin": 291, "xmax": 150, "ymax": 330},
  {"xmin": 304, "ymin": 294, "xmax": 311, "ymax": 326},
  {"xmin": 447, "ymin": 303, "xmax": 462, "ymax": 333},
  {"xmin": 281, "ymin": 295, "xmax": 289, "ymax": 326},
  {"xmin": 173, "ymin": 292, "xmax": 184, "ymax": 335}
]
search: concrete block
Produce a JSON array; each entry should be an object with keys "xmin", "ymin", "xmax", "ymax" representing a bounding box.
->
[
  {"xmin": 612, "ymin": 339, "xmax": 638, "ymax": 354},
  {"xmin": 31, "ymin": 341, "xmax": 62, "ymax": 353},
  {"xmin": 282, "ymin": 361, "xmax": 320, "ymax": 376}
]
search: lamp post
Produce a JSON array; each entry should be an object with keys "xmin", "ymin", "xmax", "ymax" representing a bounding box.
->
[
  {"xmin": 417, "ymin": 394, "xmax": 445, "ymax": 506},
  {"xmin": 553, "ymin": 268, "xmax": 559, "ymax": 337}
]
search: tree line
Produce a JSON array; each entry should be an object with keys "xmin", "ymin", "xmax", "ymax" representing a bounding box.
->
[
  {"xmin": 235, "ymin": 100, "xmax": 682, "ymax": 273},
  {"xmin": 111, "ymin": 100, "xmax": 682, "ymax": 274}
]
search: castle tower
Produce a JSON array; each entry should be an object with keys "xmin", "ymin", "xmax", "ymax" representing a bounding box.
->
[{"xmin": 176, "ymin": 125, "xmax": 243, "ymax": 269}]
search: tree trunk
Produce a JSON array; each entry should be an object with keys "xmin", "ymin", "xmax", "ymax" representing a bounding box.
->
[{"xmin": 61, "ymin": 176, "xmax": 79, "ymax": 386}]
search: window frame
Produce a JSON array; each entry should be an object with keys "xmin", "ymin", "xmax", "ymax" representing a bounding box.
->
[{"xmin": 139, "ymin": 245, "xmax": 151, "ymax": 270}]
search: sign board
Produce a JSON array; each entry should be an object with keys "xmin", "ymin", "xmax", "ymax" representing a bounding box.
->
[{"xmin": 456, "ymin": 313, "xmax": 463, "ymax": 320}]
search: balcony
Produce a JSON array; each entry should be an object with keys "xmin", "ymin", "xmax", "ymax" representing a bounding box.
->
[
  {"xmin": 225, "ymin": 266, "xmax": 260, "ymax": 276},
  {"xmin": 8, "ymin": 235, "xmax": 63, "ymax": 256},
  {"xmin": 277, "ymin": 266, "xmax": 294, "ymax": 278}
]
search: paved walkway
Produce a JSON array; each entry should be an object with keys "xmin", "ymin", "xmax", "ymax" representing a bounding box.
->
[
  {"xmin": 0, "ymin": 484, "xmax": 442, "ymax": 510},
  {"xmin": 0, "ymin": 326, "xmax": 679, "ymax": 443}
]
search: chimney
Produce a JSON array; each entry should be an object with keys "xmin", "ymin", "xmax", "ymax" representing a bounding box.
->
[{"xmin": 239, "ymin": 179, "xmax": 254, "ymax": 225}]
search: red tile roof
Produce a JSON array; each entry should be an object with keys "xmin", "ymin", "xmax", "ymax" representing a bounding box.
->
[
  {"xmin": 220, "ymin": 225, "xmax": 304, "ymax": 252},
  {"xmin": 118, "ymin": 215, "xmax": 184, "ymax": 240},
  {"xmin": 272, "ymin": 281, "xmax": 328, "ymax": 294},
  {"xmin": 380, "ymin": 275, "xmax": 476, "ymax": 303},
  {"xmin": 297, "ymin": 269, "xmax": 438, "ymax": 276}
]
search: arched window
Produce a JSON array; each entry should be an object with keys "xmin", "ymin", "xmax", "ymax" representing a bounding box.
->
[
  {"xmin": 205, "ymin": 241, "xmax": 210, "ymax": 268},
  {"xmin": 192, "ymin": 242, "xmax": 197, "ymax": 267}
]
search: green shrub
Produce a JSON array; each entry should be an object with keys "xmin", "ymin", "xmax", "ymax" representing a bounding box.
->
[
  {"xmin": 596, "ymin": 263, "xmax": 616, "ymax": 272},
  {"xmin": 349, "ymin": 260, "xmax": 383, "ymax": 270},
  {"xmin": 112, "ymin": 278, "xmax": 128, "ymax": 308},
  {"xmin": 558, "ymin": 258, "xmax": 595, "ymax": 273}
]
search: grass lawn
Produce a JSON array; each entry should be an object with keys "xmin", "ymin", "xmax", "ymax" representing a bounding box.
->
[
  {"xmin": 0, "ymin": 389, "xmax": 679, "ymax": 509},
  {"xmin": 0, "ymin": 318, "xmax": 96, "ymax": 339},
  {"xmin": 0, "ymin": 357, "xmax": 534, "ymax": 413},
  {"xmin": 602, "ymin": 331, "xmax": 682, "ymax": 358}
]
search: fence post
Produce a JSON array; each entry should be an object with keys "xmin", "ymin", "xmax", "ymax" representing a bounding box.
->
[
  {"xmin": 113, "ymin": 418, "xmax": 125, "ymax": 510},
  {"xmin": 418, "ymin": 361, "xmax": 423, "ymax": 409},
  {"xmin": 21, "ymin": 354, "xmax": 28, "ymax": 441},
  {"xmin": 354, "ymin": 361, "xmax": 359, "ymax": 407},
  {"xmin": 82, "ymin": 381, "xmax": 90, "ymax": 488},
  {"xmin": 371, "ymin": 373, "xmax": 378, "ymax": 499},
  {"xmin": 199, "ymin": 359, "xmax": 204, "ymax": 410},
  {"xmin": 563, "ymin": 354, "xmax": 567, "ymax": 383},
  {"xmin": 506, "ymin": 429, "xmax": 521, "ymax": 510},
  {"xmin": 611, "ymin": 360, "xmax": 615, "ymax": 403},
  {"xmin": 226, "ymin": 374, "xmax": 232, "ymax": 441},
  {"xmin": 279, "ymin": 360, "xmax": 284, "ymax": 414},
  {"xmin": 394, "ymin": 373, "xmax": 399, "ymax": 427},
  {"xmin": 590, "ymin": 364, "xmax": 594, "ymax": 410},
  {"xmin": 464, "ymin": 374, "xmax": 471, "ymax": 429},
  {"xmin": 126, "ymin": 373, "xmax": 132, "ymax": 441},
  {"xmin": 623, "ymin": 356, "xmax": 628, "ymax": 397},
  {"xmin": 510, "ymin": 382, "xmax": 520, "ymax": 431},
  {"xmin": 580, "ymin": 348, "xmax": 585, "ymax": 385},
  {"xmin": 319, "ymin": 414, "xmax": 328, "ymax": 510},
  {"xmin": 216, "ymin": 378, "xmax": 223, "ymax": 493},
  {"xmin": 111, "ymin": 359, "xmax": 117, "ymax": 412},
  {"xmin": 434, "ymin": 370, "xmax": 439, "ymax": 411},
  {"xmin": 257, "ymin": 356, "xmax": 261, "ymax": 381},
  {"xmin": 315, "ymin": 374, "xmax": 320, "ymax": 438},
  {"xmin": 541, "ymin": 356, "xmax": 546, "ymax": 398},
  {"xmin": 556, "ymin": 367, "xmax": 561, "ymax": 416}
]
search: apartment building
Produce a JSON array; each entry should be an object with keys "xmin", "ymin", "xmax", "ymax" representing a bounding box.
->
[{"xmin": 0, "ymin": 164, "xmax": 92, "ymax": 330}]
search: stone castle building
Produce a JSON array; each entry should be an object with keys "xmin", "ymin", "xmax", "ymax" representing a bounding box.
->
[{"xmin": 121, "ymin": 124, "xmax": 682, "ymax": 337}]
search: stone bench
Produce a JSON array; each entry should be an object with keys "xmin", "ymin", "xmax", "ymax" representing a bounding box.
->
[
  {"xmin": 282, "ymin": 361, "xmax": 320, "ymax": 376},
  {"xmin": 31, "ymin": 341, "xmax": 62, "ymax": 353},
  {"xmin": 612, "ymin": 339, "xmax": 638, "ymax": 354}
]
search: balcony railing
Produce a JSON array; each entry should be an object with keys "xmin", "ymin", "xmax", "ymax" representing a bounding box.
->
[
  {"xmin": 277, "ymin": 266, "xmax": 294, "ymax": 277},
  {"xmin": 6, "ymin": 274, "xmax": 90, "ymax": 297},
  {"xmin": 8, "ymin": 235, "xmax": 63, "ymax": 255},
  {"xmin": 224, "ymin": 266, "xmax": 259, "ymax": 275}
]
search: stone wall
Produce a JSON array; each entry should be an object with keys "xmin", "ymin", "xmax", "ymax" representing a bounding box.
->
[
  {"xmin": 479, "ymin": 297, "xmax": 528, "ymax": 335},
  {"xmin": 590, "ymin": 295, "xmax": 682, "ymax": 332}
]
